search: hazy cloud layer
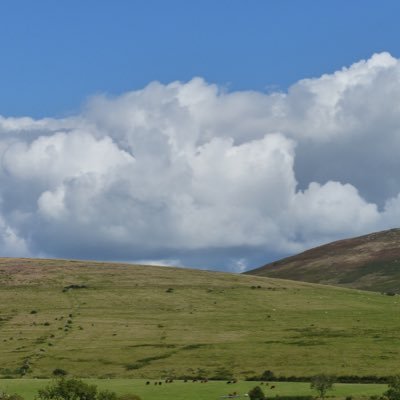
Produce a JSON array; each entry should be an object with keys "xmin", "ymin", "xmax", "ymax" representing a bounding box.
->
[{"xmin": 1, "ymin": 52, "xmax": 400, "ymax": 270}]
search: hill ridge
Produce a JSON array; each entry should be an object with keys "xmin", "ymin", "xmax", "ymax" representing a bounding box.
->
[{"xmin": 246, "ymin": 228, "xmax": 400, "ymax": 292}]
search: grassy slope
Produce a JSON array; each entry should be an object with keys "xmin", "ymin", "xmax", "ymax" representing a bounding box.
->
[
  {"xmin": 0, "ymin": 258, "xmax": 400, "ymax": 379},
  {"xmin": 247, "ymin": 228, "xmax": 400, "ymax": 292},
  {"xmin": 0, "ymin": 379, "xmax": 388, "ymax": 400}
]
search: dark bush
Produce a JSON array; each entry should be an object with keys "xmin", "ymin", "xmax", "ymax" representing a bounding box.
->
[
  {"xmin": 63, "ymin": 284, "xmax": 88, "ymax": 290},
  {"xmin": 52, "ymin": 368, "xmax": 67, "ymax": 377},
  {"xmin": 385, "ymin": 375, "xmax": 400, "ymax": 400},
  {"xmin": 336, "ymin": 375, "xmax": 389, "ymax": 383},
  {"xmin": 248, "ymin": 386, "xmax": 265, "ymax": 400},
  {"xmin": 125, "ymin": 363, "xmax": 145, "ymax": 370},
  {"xmin": 36, "ymin": 378, "xmax": 141, "ymax": 400},
  {"xmin": 245, "ymin": 373, "xmax": 388, "ymax": 384},
  {"xmin": 37, "ymin": 378, "xmax": 97, "ymax": 400},
  {"xmin": 260, "ymin": 370, "xmax": 275, "ymax": 381}
]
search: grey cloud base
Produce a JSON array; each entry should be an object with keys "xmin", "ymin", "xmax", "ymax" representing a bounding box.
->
[{"xmin": 0, "ymin": 52, "xmax": 399, "ymax": 271}]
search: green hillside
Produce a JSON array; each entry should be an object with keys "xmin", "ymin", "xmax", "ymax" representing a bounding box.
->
[
  {"xmin": 0, "ymin": 258, "xmax": 400, "ymax": 379},
  {"xmin": 247, "ymin": 228, "xmax": 400, "ymax": 292}
]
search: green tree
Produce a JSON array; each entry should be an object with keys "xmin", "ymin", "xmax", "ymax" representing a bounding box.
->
[
  {"xmin": 37, "ymin": 378, "xmax": 98, "ymax": 400},
  {"xmin": 260, "ymin": 370, "xmax": 275, "ymax": 381},
  {"xmin": 97, "ymin": 391, "xmax": 117, "ymax": 400},
  {"xmin": 385, "ymin": 375, "xmax": 400, "ymax": 400},
  {"xmin": 310, "ymin": 374, "xmax": 334, "ymax": 399},
  {"xmin": 36, "ymin": 379, "xmax": 141, "ymax": 400},
  {"xmin": 248, "ymin": 386, "xmax": 265, "ymax": 400}
]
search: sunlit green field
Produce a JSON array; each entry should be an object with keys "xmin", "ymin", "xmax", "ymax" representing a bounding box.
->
[
  {"xmin": 0, "ymin": 379, "xmax": 388, "ymax": 400},
  {"xmin": 0, "ymin": 258, "xmax": 400, "ymax": 379}
]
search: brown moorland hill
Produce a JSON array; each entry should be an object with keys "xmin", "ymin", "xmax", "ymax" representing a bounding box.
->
[{"xmin": 246, "ymin": 228, "xmax": 400, "ymax": 292}]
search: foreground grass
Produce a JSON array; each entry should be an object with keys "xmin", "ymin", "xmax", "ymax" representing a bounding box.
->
[
  {"xmin": 0, "ymin": 258, "xmax": 400, "ymax": 378},
  {"xmin": 0, "ymin": 379, "xmax": 388, "ymax": 400}
]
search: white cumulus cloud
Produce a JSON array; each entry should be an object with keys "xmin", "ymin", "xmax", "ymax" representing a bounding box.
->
[{"xmin": 1, "ymin": 52, "xmax": 400, "ymax": 269}]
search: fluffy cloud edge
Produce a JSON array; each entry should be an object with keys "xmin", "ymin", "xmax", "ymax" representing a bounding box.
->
[{"xmin": 0, "ymin": 52, "xmax": 400, "ymax": 269}]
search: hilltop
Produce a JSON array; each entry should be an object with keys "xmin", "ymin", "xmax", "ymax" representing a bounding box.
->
[
  {"xmin": 0, "ymin": 258, "xmax": 399, "ymax": 379},
  {"xmin": 247, "ymin": 228, "xmax": 400, "ymax": 292}
]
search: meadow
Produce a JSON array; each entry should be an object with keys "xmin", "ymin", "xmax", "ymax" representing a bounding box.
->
[
  {"xmin": 0, "ymin": 379, "xmax": 388, "ymax": 400},
  {"xmin": 0, "ymin": 258, "xmax": 400, "ymax": 379}
]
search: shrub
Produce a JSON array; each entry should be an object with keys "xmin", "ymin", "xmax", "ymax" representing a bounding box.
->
[
  {"xmin": 16, "ymin": 359, "xmax": 30, "ymax": 376},
  {"xmin": 336, "ymin": 375, "xmax": 388, "ymax": 383},
  {"xmin": 248, "ymin": 386, "xmax": 265, "ymax": 400},
  {"xmin": 0, "ymin": 393, "xmax": 24, "ymax": 400},
  {"xmin": 260, "ymin": 370, "xmax": 275, "ymax": 381},
  {"xmin": 125, "ymin": 362, "xmax": 145, "ymax": 370},
  {"xmin": 385, "ymin": 375, "xmax": 400, "ymax": 400},
  {"xmin": 310, "ymin": 374, "xmax": 334, "ymax": 399},
  {"xmin": 98, "ymin": 391, "xmax": 118, "ymax": 400},
  {"xmin": 37, "ymin": 378, "xmax": 97, "ymax": 400},
  {"xmin": 38, "ymin": 379, "xmax": 140, "ymax": 400},
  {"xmin": 63, "ymin": 284, "xmax": 88, "ymax": 290},
  {"xmin": 52, "ymin": 368, "xmax": 67, "ymax": 377}
]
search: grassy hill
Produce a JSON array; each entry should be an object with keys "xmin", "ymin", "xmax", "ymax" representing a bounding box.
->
[
  {"xmin": 247, "ymin": 228, "xmax": 400, "ymax": 292},
  {"xmin": 0, "ymin": 258, "xmax": 400, "ymax": 379}
]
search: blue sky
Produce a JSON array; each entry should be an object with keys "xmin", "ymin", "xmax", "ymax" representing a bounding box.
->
[
  {"xmin": 1, "ymin": 1, "xmax": 400, "ymax": 271},
  {"xmin": 1, "ymin": 1, "xmax": 399, "ymax": 117}
]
